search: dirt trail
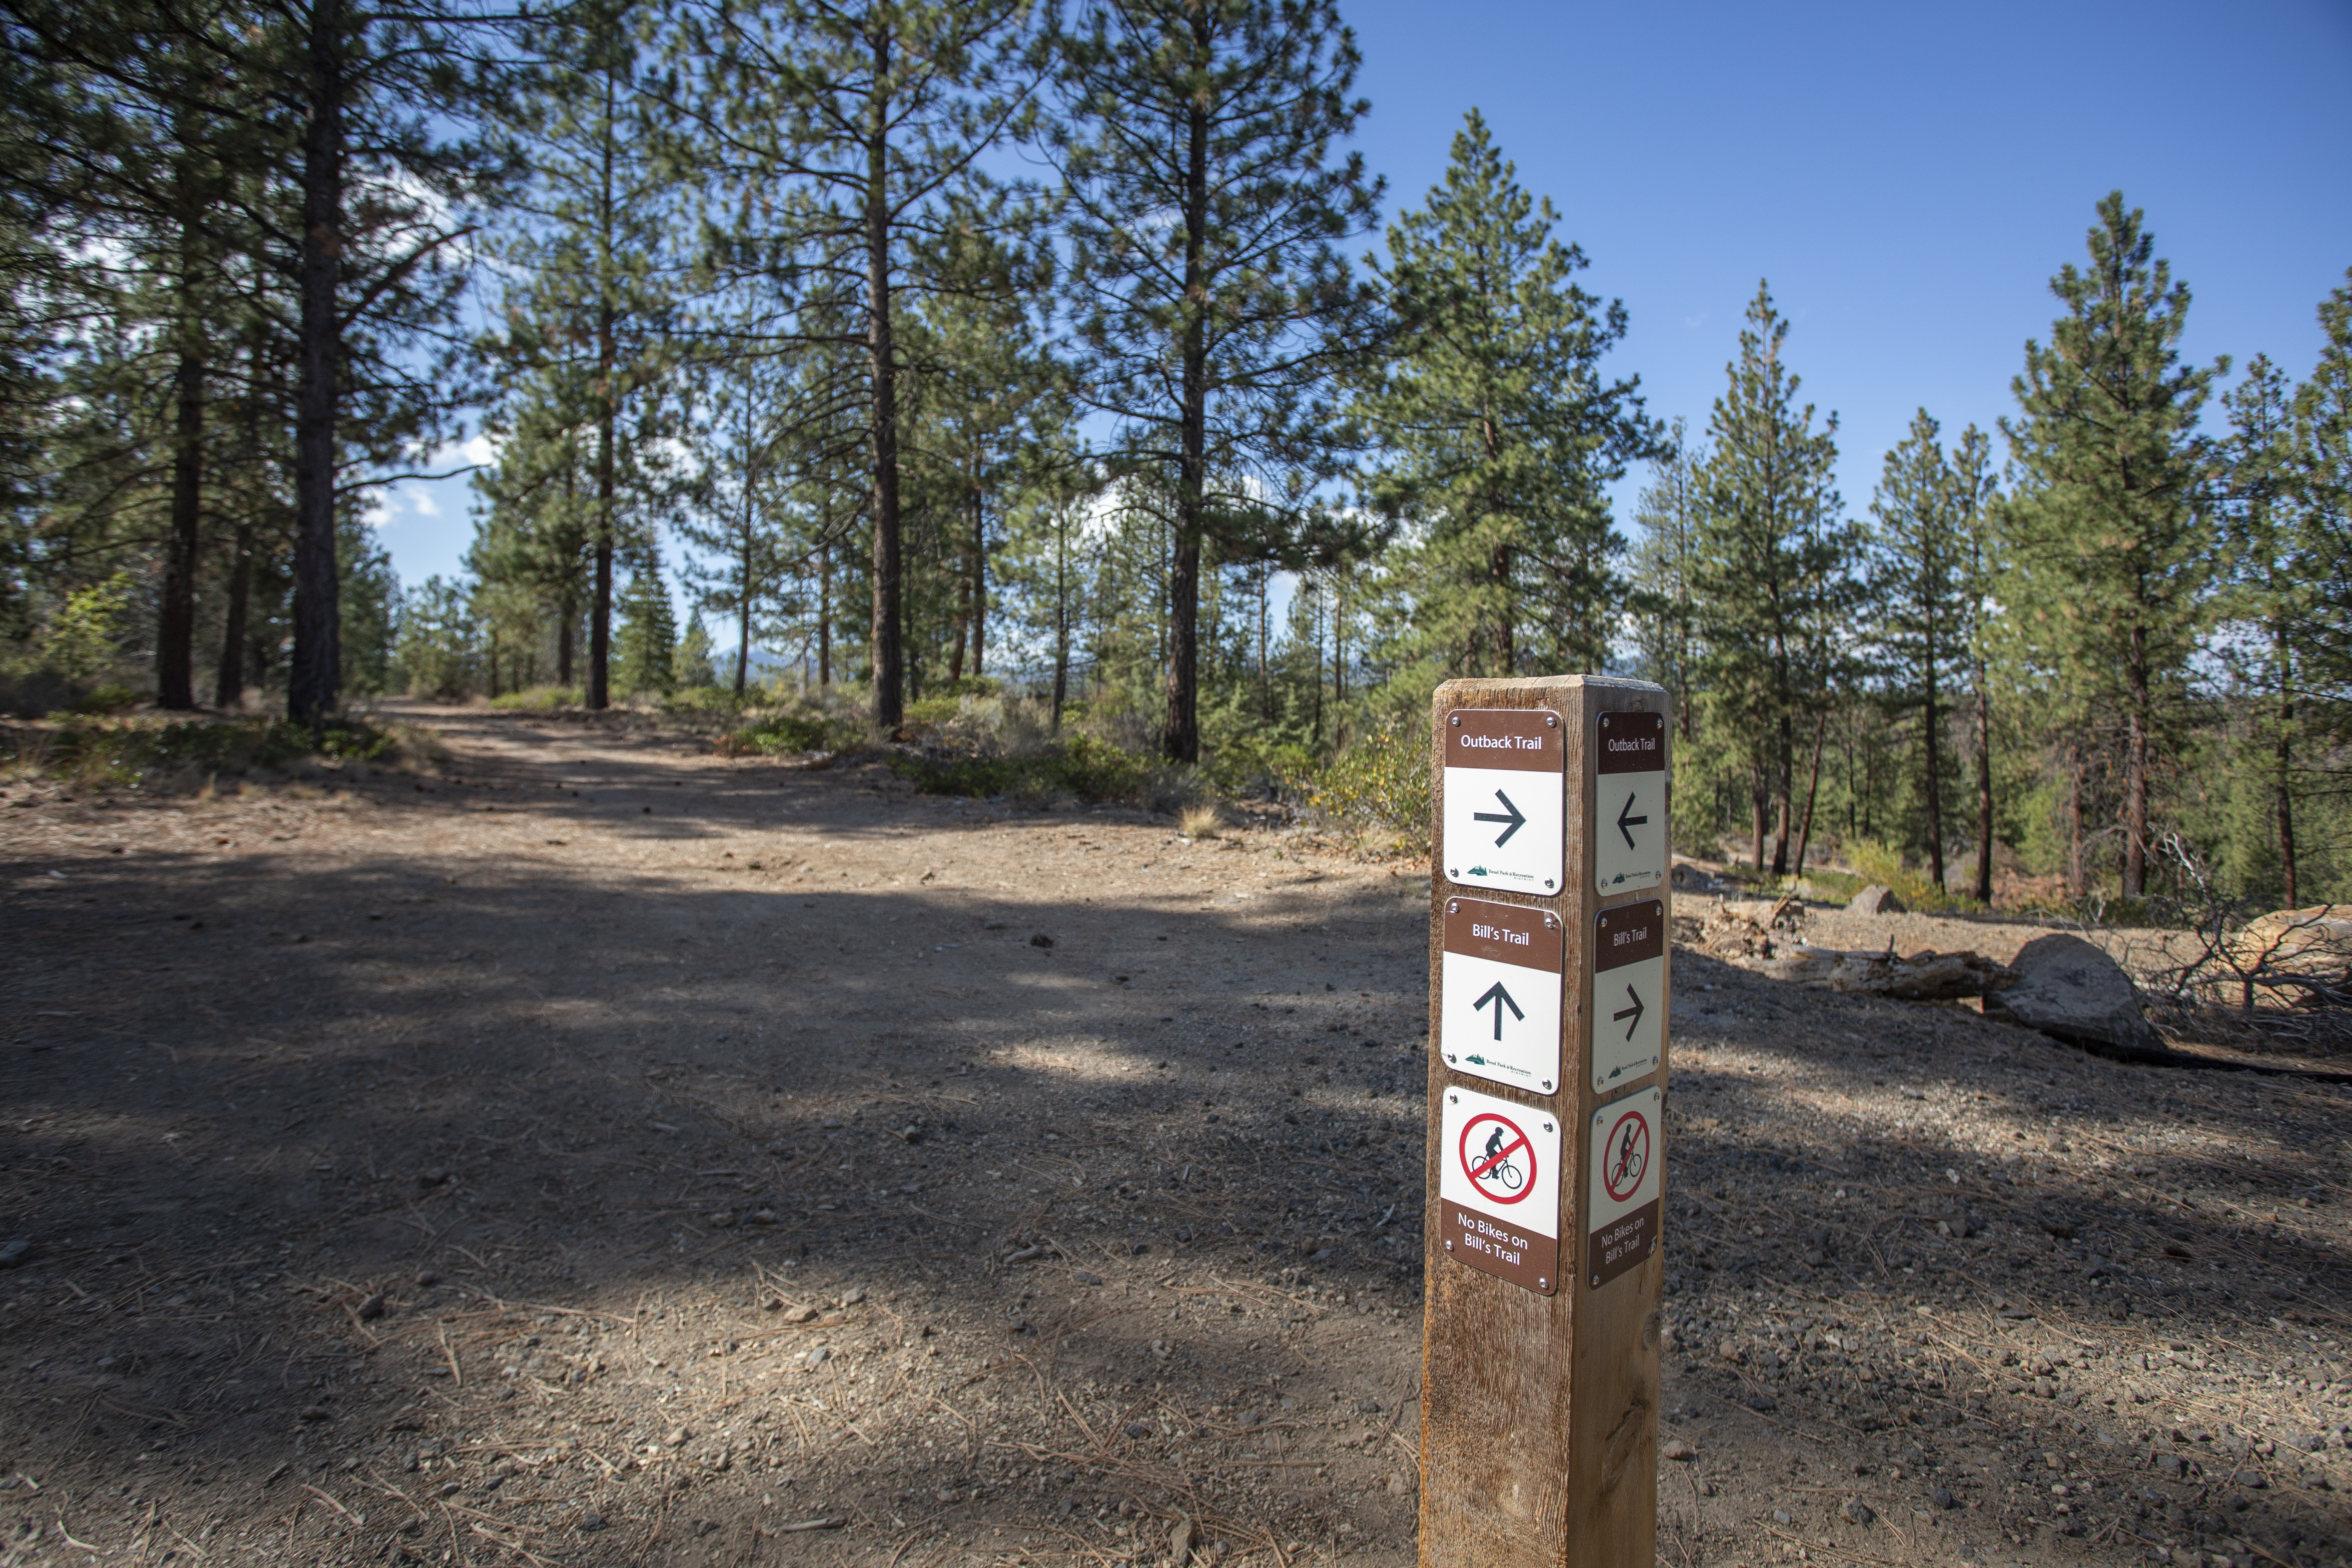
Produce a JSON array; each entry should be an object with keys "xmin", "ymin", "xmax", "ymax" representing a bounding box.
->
[{"xmin": 1, "ymin": 706, "xmax": 2348, "ymax": 1568}]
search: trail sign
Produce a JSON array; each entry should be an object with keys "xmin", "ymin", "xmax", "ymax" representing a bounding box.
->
[
  {"xmin": 1442, "ymin": 709, "xmax": 1564, "ymax": 894},
  {"xmin": 1587, "ymin": 1088, "xmax": 1663, "ymax": 1288},
  {"xmin": 1592, "ymin": 710, "xmax": 1666, "ymax": 893},
  {"xmin": 1422, "ymin": 676, "xmax": 1670, "ymax": 1568},
  {"xmin": 1591, "ymin": 900, "xmax": 1665, "ymax": 1093},
  {"xmin": 1440, "ymin": 898, "xmax": 1564, "ymax": 1093},
  {"xmin": 1437, "ymin": 1085, "xmax": 1560, "ymax": 1294}
]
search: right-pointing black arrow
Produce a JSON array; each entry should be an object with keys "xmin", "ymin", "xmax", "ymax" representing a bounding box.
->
[
  {"xmin": 1612, "ymin": 984, "xmax": 1646, "ymax": 1041},
  {"xmin": 1615, "ymin": 790, "xmax": 1649, "ymax": 851},
  {"xmin": 1474, "ymin": 790, "xmax": 1527, "ymax": 847},
  {"xmin": 1472, "ymin": 980, "xmax": 1524, "ymax": 1041}
]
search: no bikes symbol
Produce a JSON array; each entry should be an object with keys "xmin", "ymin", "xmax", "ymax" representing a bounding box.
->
[
  {"xmin": 1458, "ymin": 1111, "xmax": 1535, "ymax": 1205},
  {"xmin": 1601, "ymin": 1107, "xmax": 1651, "ymax": 1204}
]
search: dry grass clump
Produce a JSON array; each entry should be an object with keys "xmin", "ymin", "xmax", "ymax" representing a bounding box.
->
[{"xmin": 1179, "ymin": 803, "xmax": 1230, "ymax": 840}]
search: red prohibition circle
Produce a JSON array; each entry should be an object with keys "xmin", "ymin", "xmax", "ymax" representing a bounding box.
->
[
  {"xmin": 1457, "ymin": 1112, "xmax": 1535, "ymax": 1205},
  {"xmin": 1601, "ymin": 1108, "xmax": 1651, "ymax": 1204}
]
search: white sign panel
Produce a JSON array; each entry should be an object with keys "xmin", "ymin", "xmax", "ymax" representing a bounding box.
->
[
  {"xmin": 1440, "ymin": 898, "xmax": 1564, "ymax": 1094},
  {"xmin": 1439, "ymin": 1085, "xmax": 1562, "ymax": 1241},
  {"xmin": 1593, "ymin": 710, "xmax": 1667, "ymax": 894},
  {"xmin": 1586, "ymin": 1087, "xmax": 1663, "ymax": 1287},
  {"xmin": 1591, "ymin": 900, "xmax": 1666, "ymax": 1093},
  {"xmin": 1443, "ymin": 708, "xmax": 1564, "ymax": 895}
]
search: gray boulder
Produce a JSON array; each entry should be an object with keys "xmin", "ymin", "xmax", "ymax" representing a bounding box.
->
[
  {"xmin": 1848, "ymin": 883, "xmax": 1906, "ymax": 915},
  {"xmin": 1984, "ymin": 933, "xmax": 2165, "ymax": 1056}
]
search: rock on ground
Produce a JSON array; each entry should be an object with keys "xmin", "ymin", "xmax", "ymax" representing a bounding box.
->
[
  {"xmin": 1849, "ymin": 883, "xmax": 1907, "ymax": 915},
  {"xmin": 1984, "ymin": 931, "xmax": 2165, "ymax": 1055}
]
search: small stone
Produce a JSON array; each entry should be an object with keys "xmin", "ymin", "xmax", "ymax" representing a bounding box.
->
[
  {"xmin": 415, "ymin": 1270, "xmax": 440, "ymax": 1288},
  {"xmin": 781, "ymin": 1304, "xmax": 818, "ymax": 1324},
  {"xmin": 1746, "ymin": 1393, "xmax": 1776, "ymax": 1412},
  {"xmin": 1718, "ymin": 1340, "xmax": 1744, "ymax": 1364},
  {"xmin": 2235, "ymin": 1470, "xmax": 2266, "ymax": 1489},
  {"xmin": 706, "ymin": 1211, "xmax": 737, "ymax": 1228},
  {"xmin": 579, "ymin": 1511, "xmax": 606, "ymax": 1533},
  {"xmin": 417, "ymin": 1169, "xmax": 449, "ymax": 1188},
  {"xmin": 1029, "ymin": 932, "xmax": 1054, "ymax": 947},
  {"xmin": 1932, "ymin": 1487, "xmax": 1958, "ymax": 1509},
  {"xmin": 1387, "ymin": 1471, "xmax": 1412, "ymax": 1496},
  {"xmin": 1125, "ymin": 1422, "xmax": 1154, "ymax": 1439},
  {"xmin": 299, "ymin": 1405, "xmax": 332, "ymax": 1422},
  {"xmin": 1843, "ymin": 1496, "xmax": 1875, "ymax": 1525},
  {"xmin": 0, "ymin": 1237, "xmax": 30, "ymax": 1268},
  {"xmin": 1773, "ymin": 1509, "xmax": 1793, "ymax": 1525},
  {"xmin": 1849, "ymin": 884, "xmax": 1906, "ymax": 915},
  {"xmin": 840, "ymin": 1287, "xmax": 866, "ymax": 1306},
  {"xmin": 1663, "ymin": 1440, "xmax": 1697, "ymax": 1462},
  {"xmin": 1074, "ymin": 1271, "xmax": 1103, "ymax": 1286},
  {"xmin": 1170, "ymin": 1514, "xmax": 1199, "ymax": 1562},
  {"xmin": 665, "ymin": 1427, "xmax": 691, "ymax": 1448},
  {"xmin": 803, "ymin": 1347, "xmax": 830, "ymax": 1371},
  {"xmin": 748, "ymin": 1210, "xmax": 776, "ymax": 1226}
]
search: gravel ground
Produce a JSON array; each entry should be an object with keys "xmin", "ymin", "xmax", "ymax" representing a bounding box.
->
[{"xmin": 0, "ymin": 705, "xmax": 2346, "ymax": 1568}]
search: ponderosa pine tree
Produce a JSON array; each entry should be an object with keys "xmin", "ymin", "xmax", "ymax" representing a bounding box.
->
[
  {"xmin": 1694, "ymin": 282, "xmax": 1857, "ymax": 875},
  {"xmin": 1629, "ymin": 421, "xmax": 1704, "ymax": 741},
  {"xmin": 2294, "ymin": 273, "xmax": 2352, "ymax": 728},
  {"xmin": 491, "ymin": 0, "xmax": 679, "ymax": 711},
  {"xmin": 2001, "ymin": 193, "xmax": 2222, "ymax": 898},
  {"xmin": 1357, "ymin": 110, "xmax": 1650, "ymax": 679},
  {"xmin": 1053, "ymin": 0, "xmax": 1382, "ymax": 762},
  {"xmin": 677, "ymin": 0, "xmax": 1045, "ymax": 735},
  {"xmin": 2219, "ymin": 355, "xmax": 2309, "ymax": 904},
  {"xmin": 1868, "ymin": 409, "xmax": 1996, "ymax": 889}
]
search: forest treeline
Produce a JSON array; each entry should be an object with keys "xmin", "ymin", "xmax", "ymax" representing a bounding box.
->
[{"xmin": 2, "ymin": 0, "xmax": 2349, "ymax": 911}]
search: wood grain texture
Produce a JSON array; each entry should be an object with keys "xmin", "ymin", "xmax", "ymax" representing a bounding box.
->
[{"xmin": 1420, "ymin": 675, "xmax": 1671, "ymax": 1568}]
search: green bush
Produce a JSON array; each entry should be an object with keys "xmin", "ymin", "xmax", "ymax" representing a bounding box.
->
[
  {"xmin": 725, "ymin": 708, "xmax": 866, "ymax": 755},
  {"xmin": 487, "ymin": 685, "xmax": 580, "ymax": 711},
  {"xmin": 12, "ymin": 715, "xmax": 398, "ymax": 790},
  {"xmin": 1290, "ymin": 723, "xmax": 1431, "ymax": 852},
  {"xmin": 890, "ymin": 731, "xmax": 1161, "ymax": 806},
  {"xmin": 70, "ymin": 684, "xmax": 140, "ymax": 715},
  {"xmin": 1841, "ymin": 837, "xmax": 1977, "ymax": 914}
]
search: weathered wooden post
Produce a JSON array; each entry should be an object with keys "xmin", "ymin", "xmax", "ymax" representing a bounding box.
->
[{"xmin": 1419, "ymin": 676, "xmax": 1671, "ymax": 1566}]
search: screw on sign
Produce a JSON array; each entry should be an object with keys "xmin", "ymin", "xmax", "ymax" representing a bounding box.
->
[{"xmin": 1459, "ymin": 1111, "xmax": 1534, "ymax": 1203}]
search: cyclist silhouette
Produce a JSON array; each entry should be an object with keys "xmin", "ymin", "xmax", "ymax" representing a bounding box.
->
[
  {"xmin": 1609, "ymin": 1118, "xmax": 1647, "ymax": 1194},
  {"xmin": 1475, "ymin": 1125, "xmax": 1524, "ymax": 1191}
]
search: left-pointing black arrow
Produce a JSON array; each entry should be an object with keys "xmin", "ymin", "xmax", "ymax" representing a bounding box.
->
[
  {"xmin": 1473, "ymin": 980, "xmax": 1524, "ymax": 1041},
  {"xmin": 1612, "ymin": 984, "xmax": 1646, "ymax": 1041},
  {"xmin": 1615, "ymin": 790, "xmax": 1650, "ymax": 851},
  {"xmin": 1474, "ymin": 790, "xmax": 1528, "ymax": 847}
]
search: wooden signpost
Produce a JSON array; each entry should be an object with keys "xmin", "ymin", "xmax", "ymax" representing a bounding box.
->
[{"xmin": 1420, "ymin": 676, "xmax": 1671, "ymax": 1568}]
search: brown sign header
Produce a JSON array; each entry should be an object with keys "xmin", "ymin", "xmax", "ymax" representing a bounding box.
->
[
  {"xmin": 1443, "ymin": 897, "xmax": 1564, "ymax": 970},
  {"xmin": 1596, "ymin": 710, "xmax": 1665, "ymax": 775},
  {"xmin": 1595, "ymin": 900, "xmax": 1665, "ymax": 971},
  {"xmin": 1445, "ymin": 708, "xmax": 1561, "ymax": 773}
]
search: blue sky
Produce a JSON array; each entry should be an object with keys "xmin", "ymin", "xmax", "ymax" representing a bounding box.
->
[{"xmin": 369, "ymin": 0, "xmax": 2352, "ymax": 596}]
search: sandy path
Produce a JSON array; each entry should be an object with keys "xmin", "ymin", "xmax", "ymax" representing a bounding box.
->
[{"xmin": 0, "ymin": 706, "xmax": 2346, "ymax": 1568}]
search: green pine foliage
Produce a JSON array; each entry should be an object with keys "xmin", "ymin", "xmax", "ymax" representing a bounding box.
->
[
  {"xmin": 615, "ymin": 559, "xmax": 678, "ymax": 698},
  {"xmin": 1356, "ymin": 110, "xmax": 1653, "ymax": 682}
]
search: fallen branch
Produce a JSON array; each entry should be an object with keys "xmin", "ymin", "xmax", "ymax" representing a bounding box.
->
[{"xmin": 1739, "ymin": 944, "xmax": 2016, "ymax": 1001}]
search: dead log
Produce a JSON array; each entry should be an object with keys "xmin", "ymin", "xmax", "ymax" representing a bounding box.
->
[{"xmin": 1735, "ymin": 943, "xmax": 2018, "ymax": 1001}]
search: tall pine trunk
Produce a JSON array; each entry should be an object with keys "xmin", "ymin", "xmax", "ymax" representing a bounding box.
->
[
  {"xmin": 864, "ymin": 30, "xmax": 905, "ymax": 735},
  {"xmin": 158, "ymin": 183, "xmax": 206, "ymax": 710},
  {"xmin": 2123, "ymin": 621, "xmax": 2150, "ymax": 895},
  {"xmin": 968, "ymin": 479, "xmax": 986, "ymax": 679},
  {"xmin": 1050, "ymin": 508, "xmax": 1068, "ymax": 732},
  {"xmin": 1161, "ymin": 19, "xmax": 1210, "ymax": 764},
  {"xmin": 818, "ymin": 544, "xmax": 832, "ymax": 687},
  {"xmin": 586, "ymin": 93, "xmax": 619, "ymax": 711},
  {"xmin": 1973, "ymin": 678, "xmax": 1995, "ymax": 904},
  {"xmin": 159, "ymin": 328, "xmax": 204, "ymax": 708},
  {"xmin": 1921, "ymin": 670, "xmax": 1944, "ymax": 888},
  {"xmin": 215, "ymin": 518, "xmax": 253, "ymax": 708},
  {"xmin": 288, "ymin": 0, "xmax": 345, "ymax": 729},
  {"xmin": 2271, "ymin": 630, "xmax": 2297, "ymax": 907},
  {"xmin": 1793, "ymin": 713, "xmax": 1827, "ymax": 874}
]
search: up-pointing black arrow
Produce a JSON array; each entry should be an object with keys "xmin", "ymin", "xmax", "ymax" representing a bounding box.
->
[
  {"xmin": 1474, "ymin": 790, "xmax": 1528, "ymax": 847},
  {"xmin": 1615, "ymin": 790, "xmax": 1650, "ymax": 851},
  {"xmin": 1472, "ymin": 980, "xmax": 1524, "ymax": 1041},
  {"xmin": 1612, "ymin": 984, "xmax": 1646, "ymax": 1041}
]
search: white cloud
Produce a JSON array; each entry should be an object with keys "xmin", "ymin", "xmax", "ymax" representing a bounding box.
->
[{"xmin": 412, "ymin": 490, "xmax": 442, "ymax": 517}]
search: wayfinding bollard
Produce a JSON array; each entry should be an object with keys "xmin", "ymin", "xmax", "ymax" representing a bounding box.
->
[{"xmin": 1420, "ymin": 676, "xmax": 1671, "ymax": 1566}]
